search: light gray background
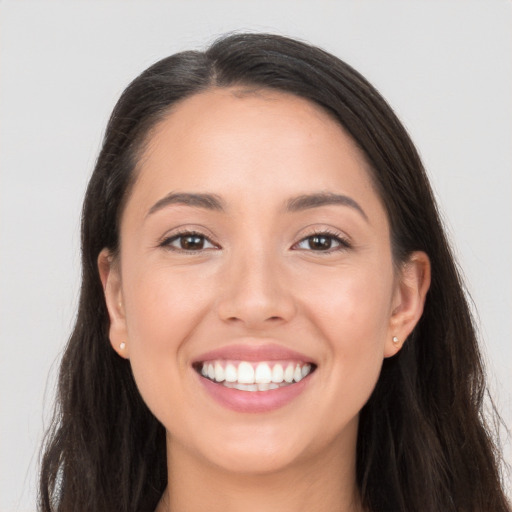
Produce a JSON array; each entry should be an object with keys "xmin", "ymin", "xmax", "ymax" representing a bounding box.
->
[{"xmin": 1, "ymin": 2, "xmax": 511, "ymax": 510}]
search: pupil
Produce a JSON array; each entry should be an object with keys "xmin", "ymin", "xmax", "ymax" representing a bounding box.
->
[
  {"xmin": 310, "ymin": 235, "xmax": 331, "ymax": 250},
  {"xmin": 182, "ymin": 235, "xmax": 203, "ymax": 250}
]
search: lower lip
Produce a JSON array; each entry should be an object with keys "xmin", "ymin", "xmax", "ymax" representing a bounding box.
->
[{"xmin": 198, "ymin": 374, "xmax": 312, "ymax": 413}]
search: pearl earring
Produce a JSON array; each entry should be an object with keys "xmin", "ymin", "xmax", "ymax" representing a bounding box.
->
[
  {"xmin": 392, "ymin": 336, "xmax": 399, "ymax": 344},
  {"xmin": 119, "ymin": 342, "xmax": 126, "ymax": 350}
]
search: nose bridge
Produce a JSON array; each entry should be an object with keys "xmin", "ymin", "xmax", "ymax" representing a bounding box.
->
[{"xmin": 216, "ymin": 241, "xmax": 296, "ymax": 326}]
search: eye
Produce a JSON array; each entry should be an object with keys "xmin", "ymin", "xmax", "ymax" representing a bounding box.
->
[
  {"xmin": 160, "ymin": 231, "xmax": 217, "ymax": 252},
  {"xmin": 294, "ymin": 232, "xmax": 350, "ymax": 252}
]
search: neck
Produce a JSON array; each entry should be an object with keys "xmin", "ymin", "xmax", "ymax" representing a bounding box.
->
[{"xmin": 156, "ymin": 428, "xmax": 363, "ymax": 512}]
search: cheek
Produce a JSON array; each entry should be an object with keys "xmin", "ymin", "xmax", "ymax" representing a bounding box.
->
[
  {"xmin": 120, "ymin": 262, "xmax": 214, "ymax": 417},
  {"xmin": 123, "ymin": 262, "xmax": 211, "ymax": 349},
  {"xmin": 298, "ymin": 261, "xmax": 394, "ymax": 402},
  {"xmin": 301, "ymin": 260, "xmax": 394, "ymax": 343}
]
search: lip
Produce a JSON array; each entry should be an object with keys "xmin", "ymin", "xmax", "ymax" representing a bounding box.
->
[
  {"xmin": 193, "ymin": 342, "xmax": 315, "ymax": 364},
  {"xmin": 197, "ymin": 371, "xmax": 313, "ymax": 413},
  {"xmin": 193, "ymin": 342, "xmax": 316, "ymax": 413}
]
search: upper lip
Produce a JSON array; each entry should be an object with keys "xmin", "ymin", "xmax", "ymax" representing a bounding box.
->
[{"xmin": 193, "ymin": 342, "xmax": 316, "ymax": 364}]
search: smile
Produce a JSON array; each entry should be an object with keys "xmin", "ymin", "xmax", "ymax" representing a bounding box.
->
[
  {"xmin": 195, "ymin": 360, "xmax": 315, "ymax": 392},
  {"xmin": 192, "ymin": 343, "xmax": 317, "ymax": 412}
]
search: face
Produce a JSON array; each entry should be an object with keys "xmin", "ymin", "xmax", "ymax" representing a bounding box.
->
[{"xmin": 100, "ymin": 88, "xmax": 429, "ymax": 476}]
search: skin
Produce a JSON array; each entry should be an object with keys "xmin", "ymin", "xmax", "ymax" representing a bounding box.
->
[{"xmin": 98, "ymin": 88, "xmax": 430, "ymax": 512}]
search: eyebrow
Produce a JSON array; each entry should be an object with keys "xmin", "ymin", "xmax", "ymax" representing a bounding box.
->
[
  {"xmin": 285, "ymin": 192, "xmax": 368, "ymax": 221},
  {"xmin": 146, "ymin": 191, "xmax": 368, "ymax": 221},
  {"xmin": 147, "ymin": 192, "xmax": 225, "ymax": 216}
]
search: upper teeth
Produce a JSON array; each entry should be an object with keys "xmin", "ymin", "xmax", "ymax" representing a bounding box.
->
[{"xmin": 200, "ymin": 360, "xmax": 312, "ymax": 385}]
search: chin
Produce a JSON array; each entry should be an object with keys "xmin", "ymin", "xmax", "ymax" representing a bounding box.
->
[
  {"xmin": 185, "ymin": 419, "xmax": 334, "ymax": 476},
  {"xmin": 207, "ymin": 443, "xmax": 306, "ymax": 476}
]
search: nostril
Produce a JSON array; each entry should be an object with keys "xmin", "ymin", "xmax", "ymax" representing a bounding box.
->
[{"xmin": 223, "ymin": 315, "xmax": 283, "ymax": 324}]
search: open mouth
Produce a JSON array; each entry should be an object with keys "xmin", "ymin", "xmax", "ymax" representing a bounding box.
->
[{"xmin": 193, "ymin": 360, "xmax": 317, "ymax": 392}]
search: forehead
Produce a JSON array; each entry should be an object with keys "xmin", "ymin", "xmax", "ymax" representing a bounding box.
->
[
  {"xmin": 142, "ymin": 88, "xmax": 363, "ymax": 167},
  {"xmin": 128, "ymin": 87, "xmax": 383, "ymax": 220}
]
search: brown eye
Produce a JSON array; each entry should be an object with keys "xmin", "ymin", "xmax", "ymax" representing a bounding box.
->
[
  {"xmin": 180, "ymin": 234, "xmax": 205, "ymax": 250},
  {"xmin": 294, "ymin": 232, "xmax": 350, "ymax": 252},
  {"xmin": 307, "ymin": 235, "xmax": 333, "ymax": 250},
  {"xmin": 161, "ymin": 232, "xmax": 217, "ymax": 252}
]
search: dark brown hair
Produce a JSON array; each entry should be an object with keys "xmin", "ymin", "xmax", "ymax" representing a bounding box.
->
[{"xmin": 39, "ymin": 32, "xmax": 509, "ymax": 512}]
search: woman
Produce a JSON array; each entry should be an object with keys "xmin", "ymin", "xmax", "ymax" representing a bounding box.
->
[{"xmin": 39, "ymin": 33, "xmax": 509, "ymax": 512}]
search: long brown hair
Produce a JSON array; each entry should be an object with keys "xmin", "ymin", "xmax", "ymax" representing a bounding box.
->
[{"xmin": 39, "ymin": 32, "xmax": 509, "ymax": 511}]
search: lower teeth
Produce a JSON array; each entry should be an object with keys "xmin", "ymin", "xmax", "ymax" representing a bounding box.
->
[{"xmin": 220, "ymin": 381, "xmax": 291, "ymax": 392}]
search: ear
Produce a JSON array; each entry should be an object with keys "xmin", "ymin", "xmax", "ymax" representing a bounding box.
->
[
  {"xmin": 98, "ymin": 248, "xmax": 129, "ymax": 359},
  {"xmin": 384, "ymin": 251, "xmax": 431, "ymax": 358}
]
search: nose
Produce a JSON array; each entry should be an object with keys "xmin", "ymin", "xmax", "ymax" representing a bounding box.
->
[{"xmin": 216, "ymin": 248, "xmax": 297, "ymax": 329}]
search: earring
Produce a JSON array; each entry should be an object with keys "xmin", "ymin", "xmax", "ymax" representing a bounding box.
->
[
  {"xmin": 119, "ymin": 342, "xmax": 126, "ymax": 350},
  {"xmin": 392, "ymin": 336, "xmax": 399, "ymax": 344}
]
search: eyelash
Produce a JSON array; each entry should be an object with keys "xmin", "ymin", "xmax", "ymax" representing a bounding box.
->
[
  {"xmin": 158, "ymin": 229, "xmax": 351, "ymax": 254},
  {"xmin": 293, "ymin": 229, "xmax": 352, "ymax": 253},
  {"xmin": 158, "ymin": 230, "xmax": 218, "ymax": 254}
]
